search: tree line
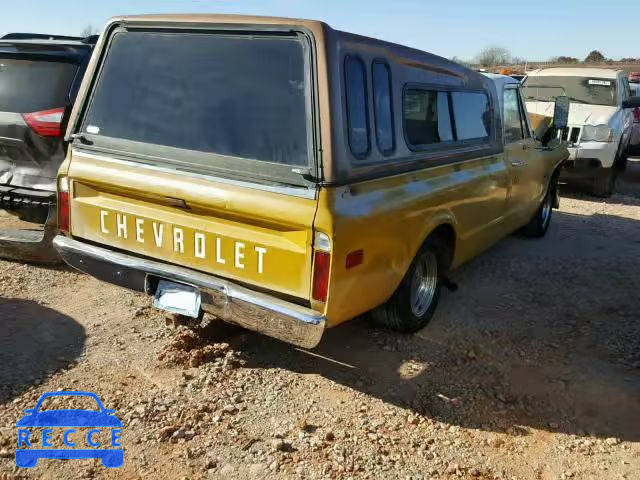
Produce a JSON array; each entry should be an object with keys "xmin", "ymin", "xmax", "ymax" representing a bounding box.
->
[{"xmin": 470, "ymin": 46, "xmax": 638, "ymax": 68}]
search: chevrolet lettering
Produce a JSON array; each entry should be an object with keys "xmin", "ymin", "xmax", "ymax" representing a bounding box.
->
[
  {"xmin": 53, "ymin": 15, "xmax": 570, "ymax": 348},
  {"xmin": 97, "ymin": 209, "xmax": 268, "ymax": 274}
]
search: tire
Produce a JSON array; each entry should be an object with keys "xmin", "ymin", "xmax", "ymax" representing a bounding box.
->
[
  {"xmin": 523, "ymin": 180, "xmax": 555, "ymax": 238},
  {"xmin": 615, "ymin": 142, "xmax": 629, "ymax": 173},
  {"xmin": 371, "ymin": 237, "xmax": 446, "ymax": 333},
  {"xmin": 591, "ymin": 167, "xmax": 617, "ymax": 198},
  {"xmin": 617, "ymin": 150, "xmax": 628, "ymax": 172}
]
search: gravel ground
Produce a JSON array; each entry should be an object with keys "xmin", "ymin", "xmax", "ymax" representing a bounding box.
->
[{"xmin": 1, "ymin": 163, "xmax": 639, "ymax": 480}]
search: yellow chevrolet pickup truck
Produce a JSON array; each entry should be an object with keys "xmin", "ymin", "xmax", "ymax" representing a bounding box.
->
[{"xmin": 53, "ymin": 15, "xmax": 569, "ymax": 348}]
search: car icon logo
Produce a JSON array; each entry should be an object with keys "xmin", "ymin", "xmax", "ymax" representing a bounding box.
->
[{"xmin": 15, "ymin": 391, "xmax": 123, "ymax": 468}]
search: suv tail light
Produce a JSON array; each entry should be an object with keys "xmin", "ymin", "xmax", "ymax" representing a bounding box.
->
[
  {"xmin": 311, "ymin": 233, "xmax": 331, "ymax": 303},
  {"xmin": 58, "ymin": 176, "xmax": 70, "ymax": 234},
  {"xmin": 634, "ymin": 107, "xmax": 640, "ymax": 123},
  {"xmin": 22, "ymin": 107, "xmax": 65, "ymax": 137}
]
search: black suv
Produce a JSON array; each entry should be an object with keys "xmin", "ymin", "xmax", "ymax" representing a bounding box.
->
[{"xmin": 0, "ymin": 33, "xmax": 96, "ymax": 262}]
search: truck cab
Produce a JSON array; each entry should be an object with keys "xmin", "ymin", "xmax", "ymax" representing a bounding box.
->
[{"xmin": 486, "ymin": 72, "xmax": 570, "ymax": 203}]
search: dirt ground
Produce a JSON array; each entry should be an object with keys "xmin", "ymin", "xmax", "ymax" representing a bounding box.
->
[{"xmin": 0, "ymin": 162, "xmax": 639, "ymax": 480}]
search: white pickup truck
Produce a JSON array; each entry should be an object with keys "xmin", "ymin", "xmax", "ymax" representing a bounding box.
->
[{"xmin": 523, "ymin": 68, "xmax": 640, "ymax": 196}]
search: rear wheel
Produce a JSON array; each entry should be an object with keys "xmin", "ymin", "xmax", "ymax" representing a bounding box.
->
[{"xmin": 371, "ymin": 237, "xmax": 446, "ymax": 333}]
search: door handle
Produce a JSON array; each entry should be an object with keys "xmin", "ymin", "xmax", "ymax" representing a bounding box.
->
[{"xmin": 510, "ymin": 160, "xmax": 524, "ymax": 167}]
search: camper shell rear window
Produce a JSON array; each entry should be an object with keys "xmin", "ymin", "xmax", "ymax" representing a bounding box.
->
[{"xmin": 80, "ymin": 28, "xmax": 314, "ymax": 184}]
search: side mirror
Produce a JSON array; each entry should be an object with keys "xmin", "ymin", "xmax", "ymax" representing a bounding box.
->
[
  {"xmin": 622, "ymin": 96, "xmax": 640, "ymax": 109},
  {"xmin": 553, "ymin": 96, "xmax": 570, "ymax": 130}
]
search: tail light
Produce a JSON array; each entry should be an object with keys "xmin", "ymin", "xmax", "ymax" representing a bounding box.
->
[
  {"xmin": 312, "ymin": 233, "xmax": 331, "ymax": 303},
  {"xmin": 634, "ymin": 107, "xmax": 640, "ymax": 123},
  {"xmin": 22, "ymin": 107, "xmax": 65, "ymax": 137},
  {"xmin": 58, "ymin": 176, "xmax": 70, "ymax": 234}
]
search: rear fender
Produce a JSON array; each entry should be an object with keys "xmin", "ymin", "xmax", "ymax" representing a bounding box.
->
[{"xmin": 413, "ymin": 211, "xmax": 458, "ymax": 271}]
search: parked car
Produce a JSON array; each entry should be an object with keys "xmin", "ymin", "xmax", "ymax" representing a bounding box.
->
[
  {"xmin": 629, "ymin": 82, "xmax": 640, "ymax": 154},
  {"xmin": 523, "ymin": 68, "xmax": 640, "ymax": 196},
  {"xmin": 0, "ymin": 33, "xmax": 97, "ymax": 263},
  {"xmin": 53, "ymin": 15, "xmax": 568, "ymax": 349}
]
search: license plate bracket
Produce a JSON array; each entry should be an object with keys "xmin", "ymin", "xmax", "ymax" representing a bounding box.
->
[{"xmin": 153, "ymin": 279, "xmax": 202, "ymax": 318}]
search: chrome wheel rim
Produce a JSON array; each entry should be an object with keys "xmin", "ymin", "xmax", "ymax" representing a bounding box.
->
[
  {"xmin": 541, "ymin": 190, "xmax": 552, "ymax": 229},
  {"xmin": 410, "ymin": 252, "xmax": 439, "ymax": 317}
]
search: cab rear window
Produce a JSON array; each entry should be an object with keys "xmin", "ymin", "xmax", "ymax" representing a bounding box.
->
[
  {"xmin": 0, "ymin": 59, "xmax": 77, "ymax": 113},
  {"xmin": 451, "ymin": 92, "xmax": 491, "ymax": 141},
  {"xmin": 403, "ymin": 88, "xmax": 490, "ymax": 149},
  {"xmin": 404, "ymin": 89, "xmax": 453, "ymax": 148},
  {"xmin": 82, "ymin": 31, "xmax": 310, "ymax": 167}
]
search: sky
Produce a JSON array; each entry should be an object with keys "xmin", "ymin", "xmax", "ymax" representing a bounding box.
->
[{"xmin": 1, "ymin": 0, "xmax": 638, "ymax": 62}]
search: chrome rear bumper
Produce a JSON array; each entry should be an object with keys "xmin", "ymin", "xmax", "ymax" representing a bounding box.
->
[{"xmin": 53, "ymin": 236, "xmax": 325, "ymax": 349}]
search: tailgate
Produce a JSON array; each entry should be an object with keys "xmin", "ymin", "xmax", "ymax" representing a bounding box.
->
[{"xmin": 67, "ymin": 152, "xmax": 318, "ymax": 299}]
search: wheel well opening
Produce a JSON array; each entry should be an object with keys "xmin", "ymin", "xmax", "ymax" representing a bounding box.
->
[{"xmin": 425, "ymin": 224, "xmax": 456, "ymax": 271}]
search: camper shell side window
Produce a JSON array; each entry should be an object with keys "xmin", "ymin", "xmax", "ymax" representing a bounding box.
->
[
  {"xmin": 332, "ymin": 32, "xmax": 501, "ymax": 184},
  {"xmin": 371, "ymin": 59, "xmax": 395, "ymax": 156},
  {"xmin": 344, "ymin": 55, "xmax": 371, "ymax": 159}
]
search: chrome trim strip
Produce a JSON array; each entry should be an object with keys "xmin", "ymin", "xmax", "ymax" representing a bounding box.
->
[
  {"xmin": 53, "ymin": 235, "xmax": 325, "ymax": 348},
  {"xmin": 70, "ymin": 148, "xmax": 317, "ymax": 200}
]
